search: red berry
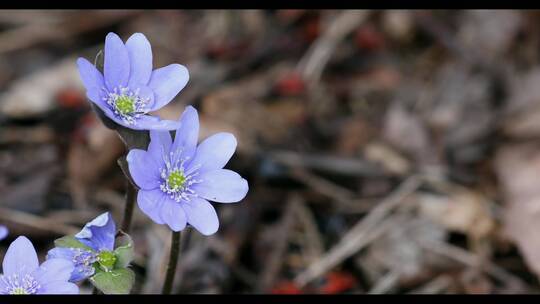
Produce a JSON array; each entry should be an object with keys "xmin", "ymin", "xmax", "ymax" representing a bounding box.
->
[{"xmin": 275, "ymin": 72, "xmax": 306, "ymax": 96}]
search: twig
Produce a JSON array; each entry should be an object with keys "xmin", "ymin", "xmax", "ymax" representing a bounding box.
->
[
  {"xmin": 368, "ymin": 270, "xmax": 401, "ymax": 294},
  {"xmin": 267, "ymin": 151, "xmax": 386, "ymax": 211},
  {"xmin": 269, "ymin": 150, "xmax": 384, "ymax": 177},
  {"xmin": 0, "ymin": 125, "xmax": 54, "ymax": 144},
  {"xmin": 295, "ymin": 198, "xmax": 324, "ymax": 261},
  {"xmin": 296, "ymin": 214, "xmax": 405, "ymax": 288},
  {"xmin": 413, "ymin": 11, "xmax": 475, "ymax": 65},
  {"xmin": 0, "ymin": 206, "xmax": 79, "ymax": 236},
  {"xmin": 413, "ymin": 10, "xmax": 506, "ymax": 79},
  {"xmin": 256, "ymin": 194, "xmax": 300, "ymax": 292},
  {"xmin": 294, "ymin": 176, "xmax": 422, "ymax": 287},
  {"xmin": 290, "ymin": 168, "xmax": 396, "ymax": 214},
  {"xmin": 407, "ymin": 275, "xmax": 453, "ymax": 294},
  {"xmin": 0, "ymin": 11, "xmax": 141, "ymax": 54},
  {"xmin": 417, "ymin": 238, "xmax": 528, "ymax": 290},
  {"xmin": 162, "ymin": 230, "xmax": 183, "ymax": 294},
  {"xmin": 298, "ymin": 10, "xmax": 369, "ymax": 84},
  {"xmin": 289, "ymin": 167, "xmax": 357, "ymax": 208},
  {"xmin": 46, "ymin": 209, "xmax": 101, "ymax": 226}
]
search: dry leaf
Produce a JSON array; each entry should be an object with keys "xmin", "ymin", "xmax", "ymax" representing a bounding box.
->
[
  {"xmin": 417, "ymin": 190, "xmax": 495, "ymax": 240},
  {"xmin": 0, "ymin": 57, "xmax": 82, "ymax": 118},
  {"xmin": 495, "ymin": 142, "xmax": 540, "ymax": 278}
]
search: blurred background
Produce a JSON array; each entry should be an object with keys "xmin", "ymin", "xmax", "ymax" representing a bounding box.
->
[{"xmin": 1, "ymin": 9, "xmax": 540, "ymax": 294}]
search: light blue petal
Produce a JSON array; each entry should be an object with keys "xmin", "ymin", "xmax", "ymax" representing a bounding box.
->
[
  {"xmin": 126, "ymin": 33, "xmax": 152, "ymax": 87},
  {"xmin": 148, "ymin": 129, "xmax": 172, "ymax": 167},
  {"xmin": 148, "ymin": 64, "xmax": 189, "ymax": 111},
  {"xmin": 104, "ymin": 32, "xmax": 130, "ymax": 91},
  {"xmin": 192, "ymin": 169, "xmax": 248, "ymax": 203},
  {"xmin": 77, "ymin": 57, "xmax": 105, "ymax": 104},
  {"xmin": 0, "ymin": 225, "xmax": 8, "ymax": 241},
  {"xmin": 160, "ymin": 202, "xmax": 187, "ymax": 232},
  {"xmin": 182, "ymin": 197, "xmax": 219, "ymax": 236},
  {"xmin": 2, "ymin": 236, "xmax": 39, "ymax": 276},
  {"xmin": 126, "ymin": 33, "xmax": 153, "ymax": 87},
  {"xmin": 127, "ymin": 149, "xmax": 161, "ymax": 190},
  {"xmin": 32, "ymin": 259, "xmax": 74, "ymax": 286},
  {"xmin": 137, "ymin": 189, "xmax": 169, "ymax": 225},
  {"xmin": 39, "ymin": 281, "xmax": 79, "ymax": 294},
  {"xmin": 188, "ymin": 133, "xmax": 237, "ymax": 173},
  {"xmin": 132, "ymin": 115, "xmax": 181, "ymax": 131},
  {"xmin": 172, "ymin": 106, "xmax": 199, "ymax": 162},
  {"xmin": 46, "ymin": 247, "xmax": 96, "ymax": 283}
]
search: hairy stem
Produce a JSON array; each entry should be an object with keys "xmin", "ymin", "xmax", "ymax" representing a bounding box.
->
[
  {"xmin": 121, "ymin": 181, "xmax": 136, "ymax": 233},
  {"xmin": 162, "ymin": 230, "xmax": 182, "ymax": 294}
]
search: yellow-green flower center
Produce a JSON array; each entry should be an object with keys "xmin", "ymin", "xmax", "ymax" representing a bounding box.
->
[
  {"xmin": 167, "ymin": 170, "xmax": 186, "ymax": 191},
  {"xmin": 115, "ymin": 95, "xmax": 135, "ymax": 115},
  {"xmin": 97, "ymin": 251, "xmax": 117, "ymax": 271},
  {"xmin": 10, "ymin": 287, "xmax": 28, "ymax": 295}
]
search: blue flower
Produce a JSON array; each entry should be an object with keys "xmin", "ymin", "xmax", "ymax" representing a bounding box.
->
[
  {"xmin": 0, "ymin": 236, "xmax": 78, "ymax": 294},
  {"xmin": 0, "ymin": 225, "xmax": 8, "ymax": 241},
  {"xmin": 46, "ymin": 247, "xmax": 96, "ymax": 283},
  {"xmin": 75, "ymin": 211, "xmax": 116, "ymax": 252},
  {"xmin": 47, "ymin": 212, "xmax": 117, "ymax": 283},
  {"xmin": 77, "ymin": 32, "xmax": 189, "ymax": 130},
  {"xmin": 126, "ymin": 106, "xmax": 249, "ymax": 235}
]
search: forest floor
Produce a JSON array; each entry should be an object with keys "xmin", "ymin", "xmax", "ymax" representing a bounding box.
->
[{"xmin": 1, "ymin": 10, "xmax": 540, "ymax": 294}]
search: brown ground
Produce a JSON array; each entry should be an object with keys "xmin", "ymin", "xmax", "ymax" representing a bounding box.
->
[{"xmin": 1, "ymin": 10, "xmax": 540, "ymax": 294}]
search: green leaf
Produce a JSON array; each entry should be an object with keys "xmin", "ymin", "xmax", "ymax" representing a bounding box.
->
[
  {"xmin": 54, "ymin": 236, "xmax": 93, "ymax": 251},
  {"xmin": 90, "ymin": 268, "xmax": 135, "ymax": 295},
  {"xmin": 114, "ymin": 232, "xmax": 134, "ymax": 269}
]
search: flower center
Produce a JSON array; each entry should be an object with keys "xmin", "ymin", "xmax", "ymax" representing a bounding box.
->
[
  {"xmin": 167, "ymin": 170, "xmax": 186, "ymax": 191},
  {"xmin": 2, "ymin": 274, "xmax": 40, "ymax": 295},
  {"xmin": 97, "ymin": 251, "xmax": 117, "ymax": 271},
  {"xmin": 115, "ymin": 95, "xmax": 135, "ymax": 115},
  {"xmin": 11, "ymin": 287, "xmax": 28, "ymax": 295},
  {"xmin": 70, "ymin": 248, "xmax": 97, "ymax": 277},
  {"xmin": 103, "ymin": 86, "xmax": 150, "ymax": 125},
  {"xmin": 159, "ymin": 150, "xmax": 203, "ymax": 203},
  {"xmin": 72, "ymin": 248, "xmax": 97, "ymax": 267}
]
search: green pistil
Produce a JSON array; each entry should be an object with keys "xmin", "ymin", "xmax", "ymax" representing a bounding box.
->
[
  {"xmin": 97, "ymin": 251, "xmax": 117, "ymax": 271},
  {"xmin": 10, "ymin": 288, "xmax": 27, "ymax": 295},
  {"xmin": 115, "ymin": 95, "xmax": 135, "ymax": 115},
  {"xmin": 168, "ymin": 170, "xmax": 186, "ymax": 191}
]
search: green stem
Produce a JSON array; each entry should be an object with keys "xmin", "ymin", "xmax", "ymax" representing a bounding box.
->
[{"xmin": 162, "ymin": 230, "xmax": 182, "ymax": 294}]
